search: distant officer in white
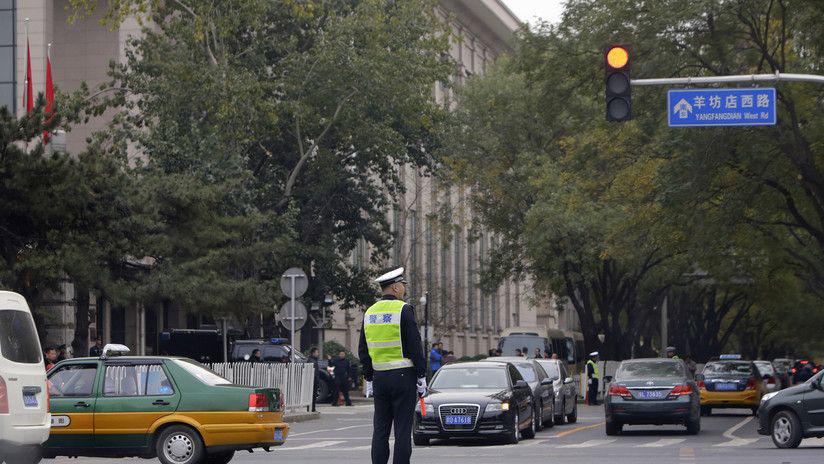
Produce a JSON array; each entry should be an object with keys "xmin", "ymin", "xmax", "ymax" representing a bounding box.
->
[{"xmin": 359, "ymin": 268, "xmax": 427, "ymax": 464}]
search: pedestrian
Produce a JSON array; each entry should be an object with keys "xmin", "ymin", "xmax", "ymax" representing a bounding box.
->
[
  {"xmin": 683, "ymin": 353, "xmax": 697, "ymax": 379},
  {"xmin": 666, "ymin": 346, "xmax": 679, "ymax": 360},
  {"xmin": 307, "ymin": 347, "xmax": 320, "ymax": 412},
  {"xmin": 250, "ymin": 349, "xmax": 263, "ymax": 363},
  {"xmin": 330, "ymin": 350, "xmax": 353, "ymax": 406},
  {"xmin": 494, "ymin": 349, "xmax": 502, "ymax": 356},
  {"xmin": 429, "ymin": 342, "xmax": 443, "ymax": 375},
  {"xmin": 89, "ymin": 337, "xmax": 104, "ymax": 357},
  {"xmin": 44, "ymin": 346, "xmax": 58, "ymax": 371},
  {"xmin": 534, "ymin": 347, "xmax": 543, "ymax": 359},
  {"xmin": 443, "ymin": 351, "xmax": 456, "ymax": 365},
  {"xmin": 586, "ymin": 351, "xmax": 600, "ymax": 405},
  {"xmin": 551, "ymin": 353, "xmax": 559, "ymax": 360},
  {"xmin": 359, "ymin": 267, "xmax": 426, "ymax": 464},
  {"xmin": 56, "ymin": 344, "xmax": 68, "ymax": 362},
  {"xmin": 522, "ymin": 346, "xmax": 529, "ymax": 358},
  {"xmin": 515, "ymin": 348, "xmax": 522, "ymax": 357}
]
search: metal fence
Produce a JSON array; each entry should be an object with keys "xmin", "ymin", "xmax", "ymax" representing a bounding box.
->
[{"xmin": 207, "ymin": 362, "xmax": 315, "ymax": 412}]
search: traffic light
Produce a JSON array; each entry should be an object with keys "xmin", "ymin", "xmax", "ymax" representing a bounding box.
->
[{"xmin": 605, "ymin": 45, "xmax": 631, "ymax": 121}]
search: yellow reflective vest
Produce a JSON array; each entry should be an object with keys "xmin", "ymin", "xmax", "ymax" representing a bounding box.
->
[{"xmin": 363, "ymin": 300, "xmax": 414, "ymax": 371}]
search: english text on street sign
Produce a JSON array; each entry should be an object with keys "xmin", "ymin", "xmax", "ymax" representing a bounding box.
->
[
  {"xmin": 280, "ymin": 267, "xmax": 308, "ymax": 298},
  {"xmin": 667, "ymin": 88, "xmax": 776, "ymax": 127}
]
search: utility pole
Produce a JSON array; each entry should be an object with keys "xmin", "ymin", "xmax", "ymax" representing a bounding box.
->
[{"xmin": 661, "ymin": 295, "xmax": 668, "ymax": 358}]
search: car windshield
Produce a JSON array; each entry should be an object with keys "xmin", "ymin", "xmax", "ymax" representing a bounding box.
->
[
  {"xmin": 0, "ymin": 309, "xmax": 42, "ymax": 364},
  {"xmin": 755, "ymin": 362, "xmax": 775, "ymax": 375},
  {"xmin": 513, "ymin": 363, "xmax": 537, "ymax": 382},
  {"xmin": 536, "ymin": 361, "xmax": 560, "ymax": 379},
  {"xmin": 703, "ymin": 361, "xmax": 752, "ymax": 376},
  {"xmin": 499, "ymin": 336, "xmax": 547, "ymax": 357},
  {"xmin": 615, "ymin": 360, "xmax": 685, "ymax": 380},
  {"xmin": 431, "ymin": 367, "xmax": 509, "ymax": 389},
  {"xmin": 172, "ymin": 359, "xmax": 232, "ymax": 385}
]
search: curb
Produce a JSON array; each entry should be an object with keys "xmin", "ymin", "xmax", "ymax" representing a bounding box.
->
[{"xmin": 284, "ymin": 411, "xmax": 321, "ymax": 423}]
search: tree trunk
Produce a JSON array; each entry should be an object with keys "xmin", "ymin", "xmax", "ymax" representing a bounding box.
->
[{"xmin": 72, "ymin": 287, "xmax": 91, "ymax": 358}]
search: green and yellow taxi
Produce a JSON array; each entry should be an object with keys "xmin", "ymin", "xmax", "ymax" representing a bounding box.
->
[
  {"xmin": 697, "ymin": 355, "xmax": 767, "ymax": 416},
  {"xmin": 44, "ymin": 345, "xmax": 288, "ymax": 464}
]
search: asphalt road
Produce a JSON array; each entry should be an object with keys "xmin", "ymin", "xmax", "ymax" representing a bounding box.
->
[{"xmin": 51, "ymin": 403, "xmax": 824, "ymax": 464}]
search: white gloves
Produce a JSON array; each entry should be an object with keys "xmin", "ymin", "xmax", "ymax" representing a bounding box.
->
[
  {"xmin": 417, "ymin": 377, "xmax": 427, "ymax": 396},
  {"xmin": 365, "ymin": 381, "xmax": 374, "ymax": 398}
]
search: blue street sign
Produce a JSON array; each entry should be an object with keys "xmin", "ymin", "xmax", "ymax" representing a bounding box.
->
[{"xmin": 667, "ymin": 88, "xmax": 776, "ymax": 127}]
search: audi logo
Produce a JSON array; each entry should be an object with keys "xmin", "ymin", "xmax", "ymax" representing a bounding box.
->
[{"xmin": 450, "ymin": 408, "xmax": 469, "ymax": 414}]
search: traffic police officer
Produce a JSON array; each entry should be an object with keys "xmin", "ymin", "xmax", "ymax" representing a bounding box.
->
[
  {"xmin": 666, "ymin": 346, "xmax": 679, "ymax": 359},
  {"xmin": 586, "ymin": 351, "xmax": 600, "ymax": 405},
  {"xmin": 359, "ymin": 267, "xmax": 426, "ymax": 464}
]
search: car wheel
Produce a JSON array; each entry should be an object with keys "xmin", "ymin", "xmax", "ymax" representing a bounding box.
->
[
  {"xmin": 505, "ymin": 411, "xmax": 520, "ymax": 445},
  {"xmin": 156, "ymin": 425, "xmax": 206, "ymax": 464},
  {"xmin": 567, "ymin": 401, "xmax": 578, "ymax": 423},
  {"xmin": 544, "ymin": 401, "xmax": 555, "ymax": 428},
  {"xmin": 605, "ymin": 420, "xmax": 622, "ymax": 436},
  {"xmin": 700, "ymin": 406, "xmax": 712, "ymax": 416},
  {"xmin": 523, "ymin": 407, "xmax": 537, "ymax": 439},
  {"xmin": 205, "ymin": 450, "xmax": 235, "ymax": 464},
  {"xmin": 686, "ymin": 417, "xmax": 701, "ymax": 435},
  {"xmin": 413, "ymin": 434, "xmax": 430, "ymax": 446},
  {"xmin": 554, "ymin": 399, "xmax": 565, "ymax": 425},
  {"xmin": 771, "ymin": 410, "xmax": 802, "ymax": 449}
]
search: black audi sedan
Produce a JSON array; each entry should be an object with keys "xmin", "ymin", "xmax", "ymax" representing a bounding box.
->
[
  {"xmin": 604, "ymin": 358, "xmax": 701, "ymax": 435},
  {"xmin": 413, "ymin": 361, "xmax": 535, "ymax": 446},
  {"xmin": 757, "ymin": 370, "xmax": 824, "ymax": 448}
]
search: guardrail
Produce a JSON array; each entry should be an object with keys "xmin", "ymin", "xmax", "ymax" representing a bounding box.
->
[{"xmin": 207, "ymin": 362, "xmax": 315, "ymax": 412}]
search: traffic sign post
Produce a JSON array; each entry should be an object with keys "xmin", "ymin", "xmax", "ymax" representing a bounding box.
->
[
  {"xmin": 280, "ymin": 268, "xmax": 308, "ymax": 362},
  {"xmin": 667, "ymin": 88, "xmax": 776, "ymax": 127}
]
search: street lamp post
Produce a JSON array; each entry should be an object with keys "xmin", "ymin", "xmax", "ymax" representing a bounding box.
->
[{"xmin": 420, "ymin": 292, "xmax": 429, "ymax": 377}]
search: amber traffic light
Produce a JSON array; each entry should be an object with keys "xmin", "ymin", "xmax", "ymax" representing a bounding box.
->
[{"xmin": 605, "ymin": 45, "xmax": 631, "ymax": 121}]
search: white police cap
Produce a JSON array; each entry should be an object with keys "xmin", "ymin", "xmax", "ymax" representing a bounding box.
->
[
  {"xmin": 589, "ymin": 351, "xmax": 599, "ymax": 357},
  {"xmin": 376, "ymin": 267, "xmax": 406, "ymax": 287}
]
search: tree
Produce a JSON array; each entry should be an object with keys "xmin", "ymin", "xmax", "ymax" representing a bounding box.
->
[{"xmin": 67, "ymin": 0, "xmax": 452, "ymax": 317}]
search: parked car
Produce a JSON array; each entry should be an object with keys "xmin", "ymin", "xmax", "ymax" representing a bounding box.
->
[
  {"xmin": 535, "ymin": 358, "xmax": 578, "ymax": 424},
  {"xmin": 43, "ymin": 345, "xmax": 288, "ymax": 464},
  {"xmin": 698, "ymin": 356, "xmax": 766, "ymax": 416},
  {"xmin": 229, "ymin": 339, "xmax": 335, "ymax": 403},
  {"xmin": 0, "ymin": 291, "xmax": 50, "ymax": 464},
  {"xmin": 483, "ymin": 356, "xmax": 556, "ymax": 430},
  {"xmin": 758, "ymin": 370, "xmax": 824, "ymax": 448},
  {"xmin": 604, "ymin": 358, "xmax": 701, "ymax": 436},
  {"xmin": 413, "ymin": 361, "xmax": 535, "ymax": 445}
]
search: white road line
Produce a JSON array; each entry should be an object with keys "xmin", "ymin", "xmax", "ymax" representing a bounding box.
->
[
  {"xmin": 333, "ymin": 424, "xmax": 371, "ymax": 431},
  {"xmin": 560, "ymin": 439, "xmax": 616, "ymax": 448},
  {"xmin": 801, "ymin": 437, "xmax": 824, "ymax": 447},
  {"xmin": 281, "ymin": 440, "xmax": 346, "ymax": 450},
  {"xmin": 637, "ymin": 438, "xmax": 686, "ymax": 448},
  {"xmin": 288, "ymin": 429, "xmax": 332, "ymax": 437},
  {"xmin": 714, "ymin": 438, "xmax": 759, "ymax": 447},
  {"xmin": 722, "ymin": 416, "xmax": 753, "ymax": 439}
]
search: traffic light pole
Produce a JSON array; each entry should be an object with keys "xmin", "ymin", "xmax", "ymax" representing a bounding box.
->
[{"xmin": 631, "ymin": 71, "xmax": 824, "ymax": 86}]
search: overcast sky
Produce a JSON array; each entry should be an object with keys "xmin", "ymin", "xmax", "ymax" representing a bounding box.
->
[{"xmin": 501, "ymin": 0, "xmax": 565, "ymax": 24}]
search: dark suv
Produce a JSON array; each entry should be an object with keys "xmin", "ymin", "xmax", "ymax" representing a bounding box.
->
[{"xmin": 757, "ymin": 370, "xmax": 824, "ymax": 448}]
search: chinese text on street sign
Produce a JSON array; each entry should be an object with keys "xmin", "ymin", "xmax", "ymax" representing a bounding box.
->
[{"xmin": 667, "ymin": 88, "xmax": 776, "ymax": 127}]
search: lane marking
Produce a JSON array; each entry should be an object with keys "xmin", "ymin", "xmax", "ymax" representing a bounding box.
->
[
  {"xmin": 281, "ymin": 440, "xmax": 346, "ymax": 450},
  {"xmin": 523, "ymin": 438, "xmax": 550, "ymax": 447},
  {"xmin": 288, "ymin": 429, "xmax": 332, "ymax": 436},
  {"xmin": 801, "ymin": 437, "xmax": 824, "ymax": 447},
  {"xmin": 559, "ymin": 439, "xmax": 616, "ymax": 448},
  {"xmin": 553, "ymin": 421, "xmax": 606, "ymax": 438},
  {"xmin": 637, "ymin": 438, "xmax": 686, "ymax": 448},
  {"xmin": 722, "ymin": 416, "xmax": 753, "ymax": 439},
  {"xmin": 714, "ymin": 438, "xmax": 759, "ymax": 447},
  {"xmin": 333, "ymin": 424, "xmax": 370, "ymax": 431}
]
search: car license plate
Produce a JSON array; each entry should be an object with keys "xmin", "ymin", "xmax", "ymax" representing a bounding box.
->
[
  {"xmin": 637, "ymin": 390, "xmax": 666, "ymax": 400},
  {"xmin": 274, "ymin": 429, "xmax": 283, "ymax": 441},
  {"xmin": 715, "ymin": 383, "xmax": 737, "ymax": 391},
  {"xmin": 444, "ymin": 415, "xmax": 472, "ymax": 425},
  {"xmin": 23, "ymin": 393, "xmax": 38, "ymax": 408}
]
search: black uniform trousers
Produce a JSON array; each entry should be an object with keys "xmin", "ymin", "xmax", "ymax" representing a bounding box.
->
[
  {"xmin": 371, "ymin": 367, "xmax": 417, "ymax": 464},
  {"xmin": 587, "ymin": 378, "xmax": 599, "ymax": 405}
]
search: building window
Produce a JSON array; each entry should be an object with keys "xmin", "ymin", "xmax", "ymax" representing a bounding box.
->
[{"xmin": 0, "ymin": 0, "xmax": 14, "ymax": 113}]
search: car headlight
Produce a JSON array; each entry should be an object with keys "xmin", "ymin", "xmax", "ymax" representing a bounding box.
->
[
  {"xmin": 485, "ymin": 401, "xmax": 510, "ymax": 413},
  {"xmin": 761, "ymin": 392, "xmax": 779, "ymax": 403}
]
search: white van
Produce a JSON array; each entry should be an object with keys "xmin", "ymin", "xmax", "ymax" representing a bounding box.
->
[{"xmin": 0, "ymin": 291, "xmax": 50, "ymax": 463}]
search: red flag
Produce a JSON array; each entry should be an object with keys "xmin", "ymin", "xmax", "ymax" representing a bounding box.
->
[
  {"xmin": 24, "ymin": 36, "xmax": 33, "ymax": 113},
  {"xmin": 43, "ymin": 48, "xmax": 54, "ymax": 142}
]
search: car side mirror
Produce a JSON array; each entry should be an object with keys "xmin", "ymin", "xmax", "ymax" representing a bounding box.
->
[
  {"xmin": 515, "ymin": 380, "xmax": 529, "ymax": 390},
  {"xmin": 563, "ymin": 377, "xmax": 574, "ymax": 385},
  {"xmin": 603, "ymin": 375, "xmax": 613, "ymax": 383},
  {"xmin": 695, "ymin": 374, "xmax": 704, "ymax": 382},
  {"xmin": 541, "ymin": 378, "xmax": 554, "ymax": 386}
]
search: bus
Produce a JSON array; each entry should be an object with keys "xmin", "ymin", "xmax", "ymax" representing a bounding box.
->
[{"xmin": 498, "ymin": 326, "xmax": 586, "ymax": 376}]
